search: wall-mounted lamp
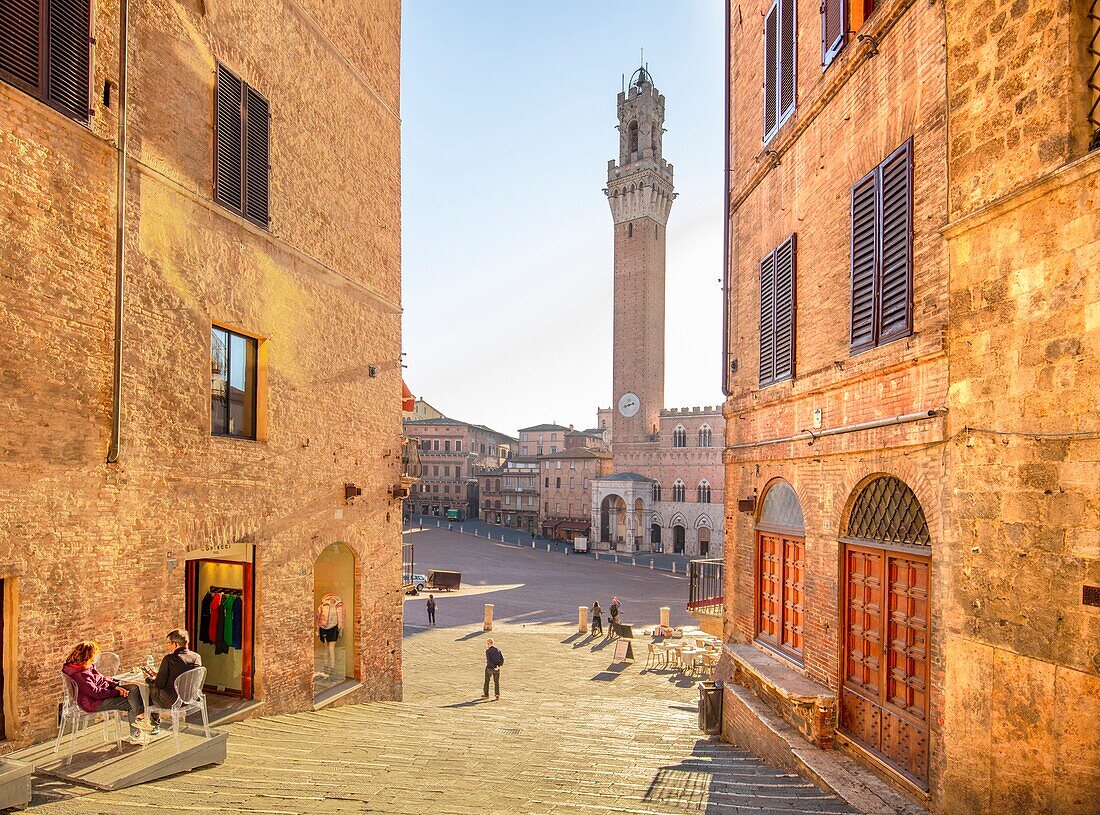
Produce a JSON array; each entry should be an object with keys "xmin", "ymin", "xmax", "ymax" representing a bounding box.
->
[{"xmin": 344, "ymin": 483, "xmax": 362, "ymax": 500}]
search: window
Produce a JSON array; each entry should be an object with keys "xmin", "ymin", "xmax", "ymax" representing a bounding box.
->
[
  {"xmin": 455, "ymin": 466, "xmax": 462, "ymax": 479},
  {"xmin": 522, "ymin": 433, "xmax": 529, "ymax": 441},
  {"xmin": 433, "ymin": 466, "xmax": 439, "ymax": 476},
  {"xmin": 584, "ymin": 478, "xmax": 590, "ymax": 489},
  {"xmin": 211, "ymin": 327, "xmax": 257, "ymax": 438},
  {"xmin": 214, "ymin": 64, "xmax": 270, "ymax": 227},
  {"xmin": 455, "ymin": 441, "xmax": 462, "ymax": 452},
  {"xmin": 570, "ymin": 461, "xmax": 576, "ymax": 469},
  {"xmin": 434, "ymin": 440, "xmax": 439, "ymax": 451},
  {"xmin": 759, "ymin": 233, "xmax": 797, "ymax": 387},
  {"xmin": 556, "ymin": 461, "xmax": 561, "ymax": 469},
  {"xmin": 444, "ymin": 485, "xmax": 450, "ymax": 494},
  {"xmin": 850, "ymin": 140, "xmax": 913, "ymax": 354},
  {"xmin": 480, "ymin": 444, "xmax": 486, "ymax": 455},
  {"xmin": 673, "ymin": 425, "xmax": 687, "ymax": 447},
  {"xmin": 628, "ymin": 120, "xmax": 639, "ymax": 153},
  {"xmin": 505, "ymin": 496, "xmax": 512, "ymax": 506},
  {"xmin": 551, "ymin": 433, "xmax": 558, "ymax": 441},
  {"xmin": 627, "ymin": 222, "xmax": 634, "ymax": 238},
  {"xmin": 1, "ymin": 0, "xmax": 91, "ymax": 121},
  {"xmin": 556, "ymin": 478, "xmax": 561, "ymax": 488},
  {"xmin": 569, "ymin": 477, "xmax": 575, "ymax": 488},
  {"xmin": 672, "ymin": 480, "xmax": 686, "ymax": 502},
  {"xmin": 653, "ymin": 483, "xmax": 662, "ymax": 501},
  {"xmin": 544, "ymin": 502, "xmax": 549, "ymax": 514},
  {"xmin": 545, "ymin": 477, "xmax": 550, "ymax": 488},
  {"xmin": 697, "ymin": 481, "xmax": 712, "ymax": 503},
  {"xmin": 550, "ymin": 446, "xmax": 557, "ymax": 453},
  {"xmin": 763, "ymin": 0, "xmax": 796, "ymax": 143},
  {"xmin": 822, "ymin": 0, "xmax": 877, "ymax": 69},
  {"xmin": 698, "ymin": 424, "xmax": 712, "ymax": 447},
  {"xmin": 444, "ymin": 440, "xmax": 451, "ymax": 452}
]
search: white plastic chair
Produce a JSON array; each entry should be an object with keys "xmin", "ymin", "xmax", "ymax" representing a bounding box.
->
[
  {"xmin": 95, "ymin": 651, "xmax": 121, "ymax": 677},
  {"xmin": 146, "ymin": 666, "xmax": 211, "ymax": 752},
  {"xmin": 54, "ymin": 674, "xmax": 123, "ymax": 765}
]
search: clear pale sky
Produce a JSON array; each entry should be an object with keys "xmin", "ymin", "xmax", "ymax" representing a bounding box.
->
[{"xmin": 401, "ymin": 1, "xmax": 725, "ymax": 437}]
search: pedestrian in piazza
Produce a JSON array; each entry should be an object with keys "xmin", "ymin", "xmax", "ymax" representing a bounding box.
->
[
  {"xmin": 590, "ymin": 601, "xmax": 603, "ymax": 636},
  {"xmin": 608, "ymin": 597, "xmax": 622, "ymax": 638},
  {"xmin": 426, "ymin": 594, "xmax": 436, "ymax": 626},
  {"xmin": 482, "ymin": 638, "xmax": 504, "ymax": 700}
]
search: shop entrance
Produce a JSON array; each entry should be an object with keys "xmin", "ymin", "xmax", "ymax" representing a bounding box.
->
[
  {"xmin": 839, "ymin": 476, "xmax": 932, "ymax": 789},
  {"xmin": 314, "ymin": 543, "xmax": 358, "ymax": 697},
  {"xmin": 186, "ymin": 558, "xmax": 254, "ymax": 698},
  {"xmin": 672, "ymin": 525, "xmax": 686, "ymax": 554}
]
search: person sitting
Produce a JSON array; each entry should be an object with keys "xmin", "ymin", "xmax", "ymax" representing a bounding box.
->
[
  {"xmin": 62, "ymin": 640, "xmax": 145, "ymax": 744},
  {"xmin": 141, "ymin": 628, "xmax": 202, "ymax": 736}
]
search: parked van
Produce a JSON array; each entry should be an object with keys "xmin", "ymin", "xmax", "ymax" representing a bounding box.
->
[{"xmin": 445, "ymin": 508, "xmax": 465, "ymax": 522}]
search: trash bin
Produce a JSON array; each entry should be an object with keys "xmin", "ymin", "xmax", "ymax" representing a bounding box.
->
[{"xmin": 698, "ymin": 680, "xmax": 723, "ymax": 735}]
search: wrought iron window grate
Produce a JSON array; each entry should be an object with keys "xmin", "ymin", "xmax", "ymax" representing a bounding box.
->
[
  {"xmin": 1090, "ymin": 0, "xmax": 1100, "ymax": 148},
  {"xmin": 845, "ymin": 476, "xmax": 930, "ymax": 546}
]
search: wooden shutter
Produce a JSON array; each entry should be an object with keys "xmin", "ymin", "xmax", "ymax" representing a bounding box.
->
[
  {"xmin": 215, "ymin": 64, "xmax": 244, "ymax": 212},
  {"xmin": 877, "ymin": 140, "xmax": 912, "ymax": 343},
  {"xmin": 763, "ymin": 1, "xmax": 778, "ymax": 138},
  {"xmin": 773, "ymin": 234, "xmax": 796, "ymax": 382},
  {"xmin": 779, "ymin": 0, "xmax": 796, "ymax": 120},
  {"xmin": 0, "ymin": 0, "xmax": 42, "ymax": 91},
  {"xmin": 244, "ymin": 86, "xmax": 270, "ymax": 226},
  {"xmin": 46, "ymin": 0, "xmax": 90, "ymax": 118},
  {"xmin": 759, "ymin": 249, "xmax": 776, "ymax": 386},
  {"xmin": 850, "ymin": 172, "xmax": 877, "ymax": 353},
  {"xmin": 822, "ymin": 0, "xmax": 846, "ymax": 67}
]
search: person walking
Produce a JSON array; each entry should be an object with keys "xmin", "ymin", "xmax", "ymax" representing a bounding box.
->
[
  {"xmin": 482, "ymin": 638, "xmax": 504, "ymax": 700},
  {"xmin": 426, "ymin": 594, "xmax": 437, "ymax": 626},
  {"xmin": 591, "ymin": 601, "xmax": 604, "ymax": 636},
  {"xmin": 608, "ymin": 596, "xmax": 621, "ymax": 638}
]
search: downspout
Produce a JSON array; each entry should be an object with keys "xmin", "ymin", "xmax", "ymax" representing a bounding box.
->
[
  {"xmin": 726, "ymin": 408, "xmax": 947, "ymax": 450},
  {"xmin": 107, "ymin": 0, "xmax": 128, "ymax": 464},
  {"xmin": 721, "ymin": 0, "xmax": 733, "ymax": 397}
]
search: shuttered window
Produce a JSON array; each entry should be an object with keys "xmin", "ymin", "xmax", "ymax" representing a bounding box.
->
[
  {"xmin": 849, "ymin": 139, "xmax": 913, "ymax": 354},
  {"xmin": 759, "ymin": 233, "xmax": 796, "ymax": 387},
  {"xmin": 822, "ymin": 0, "xmax": 846, "ymax": 68},
  {"xmin": 763, "ymin": 0, "xmax": 796, "ymax": 143},
  {"xmin": 1, "ymin": 0, "xmax": 92, "ymax": 121},
  {"xmin": 214, "ymin": 63, "xmax": 270, "ymax": 228}
]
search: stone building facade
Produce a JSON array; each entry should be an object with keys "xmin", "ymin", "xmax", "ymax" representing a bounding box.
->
[
  {"xmin": 0, "ymin": 0, "xmax": 403, "ymax": 745},
  {"xmin": 538, "ymin": 448, "xmax": 613, "ymax": 540},
  {"xmin": 477, "ymin": 458, "xmax": 540, "ymax": 534},
  {"xmin": 517, "ymin": 424, "xmax": 570, "ymax": 457},
  {"xmin": 404, "ymin": 417, "xmax": 514, "ymax": 519},
  {"xmin": 717, "ymin": 0, "xmax": 1098, "ymax": 812},
  {"xmin": 590, "ymin": 67, "xmax": 726, "ymax": 559}
]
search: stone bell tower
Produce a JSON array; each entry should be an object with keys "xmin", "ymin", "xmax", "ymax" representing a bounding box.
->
[{"xmin": 605, "ymin": 65, "xmax": 675, "ymax": 448}]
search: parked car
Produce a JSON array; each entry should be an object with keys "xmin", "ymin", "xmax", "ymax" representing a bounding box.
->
[{"xmin": 405, "ymin": 573, "xmax": 427, "ymax": 594}]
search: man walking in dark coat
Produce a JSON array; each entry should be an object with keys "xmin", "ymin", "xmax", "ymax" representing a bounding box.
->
[
  {"xmin": 426, "ymin": 594, "xmax": 436, "ymax": 626},
  {"xmin": 482, "ymin": 638, "xmax": 504, "ymax": 700}
]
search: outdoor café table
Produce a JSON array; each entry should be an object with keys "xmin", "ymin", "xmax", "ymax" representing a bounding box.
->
[
  {"xmin": 113, "ymin": 670, "xmax": 151, "ymax": 712},
  {"xmin": 680, "ymin": 647, "xmax": 706, "ymax": 673}
]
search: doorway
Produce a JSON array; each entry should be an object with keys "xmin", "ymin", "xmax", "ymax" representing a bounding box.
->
[
  {"xmin": 673, "ymin": 525, "xmax": 686, "ymax": 554},
  {"xmin": 314, "ymin": 543, "xmax": 358, "ymax": 698},
  {"xmin": 186, "ymin": 559, "xmax": 254, "ymax": 698}
]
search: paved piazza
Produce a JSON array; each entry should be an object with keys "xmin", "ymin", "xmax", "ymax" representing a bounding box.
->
[{"xmin": 29, "ymin": 530, "xmax": 852, "ymax": 814}]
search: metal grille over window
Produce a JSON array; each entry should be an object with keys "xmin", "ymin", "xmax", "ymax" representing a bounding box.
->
[{"xmin": 845, "ymin": 476, "xmax": 930, "ymax": 547}]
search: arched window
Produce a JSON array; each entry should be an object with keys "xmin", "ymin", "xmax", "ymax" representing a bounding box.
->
[
  {"xmin": 672, "ymin": 425, "xmax": 687, "ymax": 447},
  {"xmin": 697, "ymin": 480, "xmax": 712, "ymax": 503},
  {"xmin": 698, "ymin": 424, "xmax": 712, "ymax": 447},
  {"xmin": 755, "ymin": 480, "xmax": 806, "ymax": 663},
  {"xmin": 672, "ymin": 479, "xmax": 686, "ymax": 502},
  {"xmin": 628, "ymin": 120, "xmax": 639, "ymax": 153},
  {"xmin": 652, "ymin": 482, "xmax": 662, "ymax": 502}
]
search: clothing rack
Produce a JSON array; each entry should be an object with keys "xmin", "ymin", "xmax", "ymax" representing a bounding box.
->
[{"xmin": 209, "ymin": 586, "xmax": 243, "ymax": 595}]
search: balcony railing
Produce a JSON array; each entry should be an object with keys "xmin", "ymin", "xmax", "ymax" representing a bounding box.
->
[
  {"xmin": 401, "ymin": 438, "xmax": 423, "ymax": 483},
  {"xmin": 687, "ymin": 558, "xmax": 724, "ymax": 616}
]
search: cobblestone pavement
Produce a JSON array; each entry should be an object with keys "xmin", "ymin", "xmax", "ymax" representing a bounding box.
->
[{"xmin": 29, "ymin": 620, "xmax": 853, "ymax": 815}]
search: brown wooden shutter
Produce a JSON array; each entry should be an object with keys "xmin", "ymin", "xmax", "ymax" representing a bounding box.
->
[
  {"xmin": 244, "ymin": 86, "xmax": 269, "ymax": 226},
  {"xmin": 779, "ymin": 0, "xmax": 796, "ymax": 120},
  {"xmin": 0, "ymin": 0, "xmax": 42, "ymax": 91},
  {"xmin": 850, "ymin": 172, "xmax": 877, "ymax": 353},
  {"xmin": 773, "ymin": 233, "xmax": 796, "ymax": 382},
  {"xmin": 763, "ymin": 2, "xmax": 778, "ymax": 138},
  {"xmin": 215, "ymin": 63, "xmax": 244, "ymax": 212},
  {"xmin": 759, "ymin": 249, "xmax": 776, "ymax": 386},
  {"xmin": 877, "ymin": 139, "xmax": 912, "ymax": 343},
  {"xmin": 46, "ymin": 0, "xmax": 91, "ymax": 118},
  {"xmin": 822, "ymin": 0, "xmax": 845, "ymax": 67}
]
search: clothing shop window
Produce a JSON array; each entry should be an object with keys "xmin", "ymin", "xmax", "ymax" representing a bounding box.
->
[
  {"xmin": 211, "ymin": 326, "xmax": 258, "ymax": 439},
  {"xmin": 187, "ymin": 558, "xmax": 254, "ymax": 697},
  {"xmin": 314, "ymin": 543, "xmax": 357, "ymax": 697}
]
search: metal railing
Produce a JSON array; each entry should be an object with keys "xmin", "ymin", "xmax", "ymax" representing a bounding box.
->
[{"xmin": 687, "ymin": 558, "xmax": 724, "ymax": 615}]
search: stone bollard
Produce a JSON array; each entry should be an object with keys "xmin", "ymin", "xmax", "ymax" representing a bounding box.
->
[
  {"xmin": 632, "ymin": 557, "xmax": 636, "ymax": 566},
  {"xmin": 650, "ymin": 560, "xmax": 654, "ymax": 570},
  {"xmin": 578, "ymin": 606, "xmax": 588, "ymax": 633},
  {"xmin": 531, "ymin": 540, "xmax": 535, "ymax": 548},
  {"xmin": 595, "ymin": 552, "xmax": 599, "ymax": 561},
  {"xmin": 475, "ymin": 530, "xmax": 479, "ymax": 537},
  {"xmin": 660, "ymin": 606, "xmax": 670, "ymax": 628},
  {"xmin": 671, "ymin": 562, "xmax": 676, "ymax": 574},
  {"xmin": 546, "ymin": 544, "xmax": 551, "ymax": 552},
  {"xmin": 483, "ymin": 604, "xmax": 494, "ymax": 631}
]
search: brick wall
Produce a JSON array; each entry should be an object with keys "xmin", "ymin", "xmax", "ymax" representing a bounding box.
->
[{"xmin": 0, "ymin": 0, "xmax": 403, "ymax": 746}]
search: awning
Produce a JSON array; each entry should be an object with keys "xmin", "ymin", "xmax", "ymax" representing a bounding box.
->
[
  {"xmin": 401, "ymin": 379, "xmax": 415, "ymax": 412},
  {"xmin": 541, "ymin": 519, "xmax": 562, "ymax": 531},
  {"xmin": 556, "ymin": 520, "xmax": 591, "ymax": 533}
]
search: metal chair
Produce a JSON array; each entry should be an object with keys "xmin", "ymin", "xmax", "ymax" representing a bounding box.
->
[
  {"xmin": 95, "ymin": 651, "xmax": 121, "ymax": 677},
  {"xmin": 54, "ymin": 674, "xmax": 124, "ymax": 765},
  {"xmin": 146, "ymin": 666, "xmax": 210, "ymax": 752}
]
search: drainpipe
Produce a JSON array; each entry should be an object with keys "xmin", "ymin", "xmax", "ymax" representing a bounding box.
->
[
  {"xmin": 720, "ymin": 0, "xmax": 733, "ymax": 397},
  {"xmin": 726, "ymin": 408, "xmax": 947, "ymax": 450},
  {"xmin": 107, "ymin": 0, "xmax": 129, "ymax": 464}
]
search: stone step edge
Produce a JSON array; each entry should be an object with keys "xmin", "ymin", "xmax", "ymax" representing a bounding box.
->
[{"xmin": 723, "ymin": 682, "xmax": 929, "ymax": 815}]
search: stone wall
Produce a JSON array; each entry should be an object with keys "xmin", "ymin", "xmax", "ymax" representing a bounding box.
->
[{"xmin": 0, "ymin": 0, "xmax": 403, "ymax": 746}]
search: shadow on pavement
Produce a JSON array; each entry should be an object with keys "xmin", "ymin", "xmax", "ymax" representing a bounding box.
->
[
  {"xmin": 441, "ymin": 698, "xmax": 488, "ymax": 708},
  {"xmin": 560, "ymin": 633, "xmax": 584, "ymax": 644},
  {"xmin": 454, "ymin": 630, "xmax": 485, "ymax": 642}
]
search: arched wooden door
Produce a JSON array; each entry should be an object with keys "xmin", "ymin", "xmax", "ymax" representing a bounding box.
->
[{"xmin": 840, "ymin": 476, "xmax": 932, "ymax": 789}]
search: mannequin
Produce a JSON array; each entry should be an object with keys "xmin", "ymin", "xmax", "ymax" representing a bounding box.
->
[{"xmin": 316, "ymin": 593, "xmax": 345, "ymax": 674}]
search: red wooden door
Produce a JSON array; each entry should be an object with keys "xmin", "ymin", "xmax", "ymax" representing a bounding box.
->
[
  {"xmin": 841, "ymin": 543, "xmax": 930, "ymax": 788},
  {"xmin": 756, "ymin": 532, "xmax": 805, "ymax": 662}
]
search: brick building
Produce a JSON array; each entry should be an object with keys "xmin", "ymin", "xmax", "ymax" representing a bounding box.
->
[
  {"xmin": 538, "ymin": 448, "xmax": 613, "ymax": 540},
  {"xmin": 404, "ymin": 417, "xmax": 514, "ymax": 519},
  {"xmin": 0, "ymin": 0, "xmax": 404, "ymax": 745},
  {"xmin": 517, "ymin": 424, "xmax": 569, "ymax": 457},
  {"xmin": 716, "ymin": 0, "xmax": 1098, "ymax": 811},
  {"xmin": 589, "ymin": 67, "xmax": 726, "ymax": 558},
  {"xmin": 477, "ymin": 458, "xmax": 540, "ymax": 534}
]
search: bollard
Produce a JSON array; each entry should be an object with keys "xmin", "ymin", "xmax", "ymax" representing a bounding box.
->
[
  {"xmin": 546, "ymin": 544, "xmax": 551, "ymax": 552},
  {"xmin": 595, "ymin": 552, "xmax": 599, "ymax": 561},
  {"xmin": 650, "ymin": 559, "xmax": 654, "ymax": 570},
  {"xmin": 632, "ymin": 557, "xmax": 636, "ymax": 566},
  {"xmin": 531, "ymin": 540, "xmax": 535, "ymax": 548},
  {"xmin": 483, "ymin": 604, "xmax": 494, "ymax": 631},
  {"xmin": 459, "ymin": 526, "xmax": 463, "ymax": 534},
  {"xmin": 475, "ymin": 530, "xmax": 479, "ymax": 537},
  {"xmin": 660, "ymin": 606, "xmax": 670, "ymax": 627},
  {"xmin": 614, "ymin": 555, "xmax": 619, "ymax": 564},
  {"xmin": 578, "ymin": 606, "xmax": 588, "ymax": 634},
  {"xmin": 671, "ymin": 562, "xmax": 676, "ymax": 574}
]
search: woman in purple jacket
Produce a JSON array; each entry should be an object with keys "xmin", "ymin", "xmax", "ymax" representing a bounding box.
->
[{"xmin": 62, "ymin": 641, "xmax": 145, "ymax": 743}]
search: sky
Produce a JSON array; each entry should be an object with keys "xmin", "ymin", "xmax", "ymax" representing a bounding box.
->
[{"xmin": 401, "ymin": 1, "xmax": 726, "ymax": 437}]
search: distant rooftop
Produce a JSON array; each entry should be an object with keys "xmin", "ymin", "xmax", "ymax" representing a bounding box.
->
[
  {"xmin": 594, "ymin": 472, "xmax": 654, "ymax": 483},
  {"xmin": 404, "ymin": 416, "xmax": 518, "ymax": 442},
  {"xmin": 538, "ymin": 448, "xmax": 612, "ymax": 460},
  {"xmin": 518, "ymin": 423, "xmax": 571, "ymax": 433}
]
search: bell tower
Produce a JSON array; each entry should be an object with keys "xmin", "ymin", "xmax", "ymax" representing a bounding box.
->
[{"xmin": 605, "ymin": 65, "xmax": 675, "ymax": 447}]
